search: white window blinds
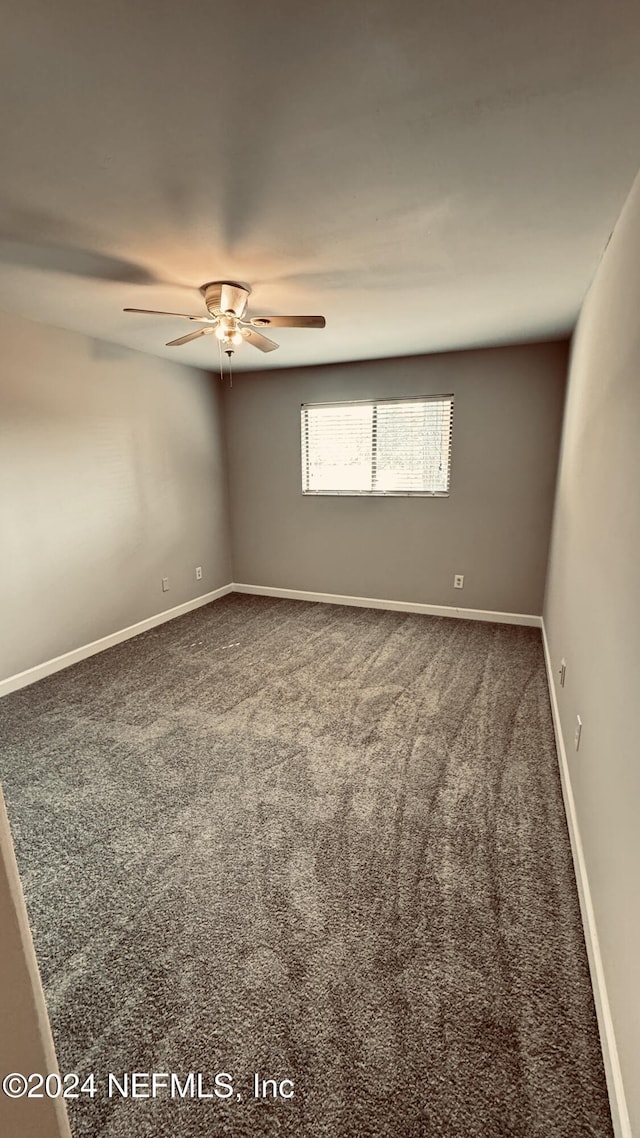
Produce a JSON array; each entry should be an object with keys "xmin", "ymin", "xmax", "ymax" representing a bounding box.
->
[{"xmin": 301, "ymin": 395, "xmax": 453, "ymax": 496}]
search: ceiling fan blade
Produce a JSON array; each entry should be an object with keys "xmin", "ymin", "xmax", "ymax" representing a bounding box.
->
[
  {"xmin": 249, "ymin": 315, "xmax": 326, "ymax": 329},
  {"xmin": 220, "ymin": 282, "xmax": 250, "ymax": 317},
  {"xmin": 124, "ymin": 307, "xmax": 214, "ymax": 322},
  {"xmin": 166, "ymin": 328, "xmax": 214, "ymax": 347},
  {"xmin": 241, "ymin": 327, "xmax": 279, "ymax": 353}
]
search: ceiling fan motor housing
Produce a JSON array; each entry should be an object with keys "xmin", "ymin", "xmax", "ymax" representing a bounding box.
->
[{"xmin": 200, "ymin": 280, "xmax": 251, "ymax": 318}]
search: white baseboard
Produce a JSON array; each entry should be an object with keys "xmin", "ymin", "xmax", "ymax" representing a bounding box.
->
[
  {"xmin": 541, "ymin": 622, "xmax": 630, "ymax": 1138},
  {"xmin": 232, "ymin": 583, "xmax": 542, "ymax": 627},
  {"xmin": 0, "ymin": 585, "xmax": 234, "ymax": 698},
  {"xmin": 0, "ymin": 584, "xmax": 542, "ymax": 700}
]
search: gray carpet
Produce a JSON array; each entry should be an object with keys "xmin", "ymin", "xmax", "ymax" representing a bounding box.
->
[{"xmin": 0, "ymin": 594, "xmax": 612, "ymax": 1137}]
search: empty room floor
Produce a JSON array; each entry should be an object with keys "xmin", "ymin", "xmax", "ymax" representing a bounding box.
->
[{"xmin": 0, "ymin": 595, "xmax": 612, "ymax": 1137}]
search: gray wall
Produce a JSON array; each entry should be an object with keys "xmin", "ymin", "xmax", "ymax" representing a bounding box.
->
[
  {"xmin": 544, "ymin": 170, "xmax": 640, "ymax": 1134},
  {"xmin": 0, "ymin": 311, "xmax": 231, "ymax": 682},
  {"xmin": 224, "ymin": 342, "xmax": 567, "ymax": 615}
]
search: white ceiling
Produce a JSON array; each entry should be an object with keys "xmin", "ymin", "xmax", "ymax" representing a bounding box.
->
[{"xmin": 1, "ymin": 0, "xmax": 639, "ymax": 372}]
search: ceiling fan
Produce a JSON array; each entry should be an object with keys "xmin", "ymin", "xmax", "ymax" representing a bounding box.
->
[{"xmin": 124, "ymin": 280, "xmax": 326, "ymax": 354}]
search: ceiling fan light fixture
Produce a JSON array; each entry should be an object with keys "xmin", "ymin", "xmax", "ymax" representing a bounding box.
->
[
  {"xmin": 215, "ymin": 322, "xmax": 242, "ymax": 346},
  {"xmin": 124, "ymin": 280, "xmax": 326, "ymax": 356}
]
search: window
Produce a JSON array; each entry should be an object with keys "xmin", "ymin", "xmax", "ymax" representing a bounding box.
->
[{"xmin": 301, "ymin": 395, "xmax": 453, "ymax": 496}]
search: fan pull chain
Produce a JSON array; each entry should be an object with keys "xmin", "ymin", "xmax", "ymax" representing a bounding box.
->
[
  {"xmin": 218, "ymin": 336, "xmax": 224, "ymax": 383},
  {"xmin": 217, "ymin": 336, "xmax": 234, "ymax": 386}
]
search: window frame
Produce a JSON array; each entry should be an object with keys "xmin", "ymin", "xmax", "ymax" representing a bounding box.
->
[{"xmin": 300, "ymin": 394, "xmax": 454, "ymax": 498}]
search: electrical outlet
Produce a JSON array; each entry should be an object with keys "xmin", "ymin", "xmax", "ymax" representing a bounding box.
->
[
  {"xmin": 574, "ymin": 715, "xmax": 582, "ymax": 751},
  {"xmin": 195, "ymin": 566, "xmax": 203, "ymax": 581},
  {"xmin": 162, "ymin": 577, "xmax": 170, "ymax": 592},
  {"xmin": 559, "ymin": 659, "xmax": 566, "ymax": 687},
  {"xmin": 454, "ymin": 574, "xmax": 464, "ymax": 589}
]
